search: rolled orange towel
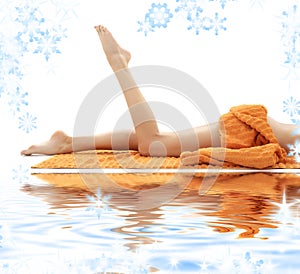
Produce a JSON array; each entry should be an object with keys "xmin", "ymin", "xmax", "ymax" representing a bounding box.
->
[{"xmin": 181, "ymin": 104, "xmax": 288, "ymax": 169}]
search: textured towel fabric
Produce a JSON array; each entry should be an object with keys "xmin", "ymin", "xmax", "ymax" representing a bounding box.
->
[
  {"xmin": 33, "ymin": 104, "xmax": 299, "ymax": 171},
  {"xmin": 32, "ymin": 150, "xmax": 180, "ymax": 169},
  {"xmin": 181, "ymin": 104, "xmax": 294, "ymax": 169}
]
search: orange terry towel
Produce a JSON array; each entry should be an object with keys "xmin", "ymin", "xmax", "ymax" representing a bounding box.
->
[{"xmin": 181, "ymin": 105, "xmax": 290, "ymax": 169}]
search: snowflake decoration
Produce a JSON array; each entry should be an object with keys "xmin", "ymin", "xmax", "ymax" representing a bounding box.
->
[
  {"xmin": 13, "ymin": 4, "xmax": 68, "ymax": 62},
  {"xmin": 18, "ymin": 112, "xmax": 37, "ymax": 133},
  {"xmin": 50, "ymin": 0, "xmax": 79, "ymax": 20},
  {"xmin": 146, "ymin": 3, "xmax": 173, "ymax": 29},
  {"xmin": 32, "ymin": 27, "xmax": 67, "ymax": 61},
  {"xmin": 216, "ymin": 250, "xmax": 266, "ymax": 273},
  {"xmin": 0, "ymin": 0, "xmax": 73, "ymax": 133},
  {"xmin": 14, "ymin": 5, "xmax": 42, "ymax": 29},
  {"xmin": 234, "ymin": 252, "xmax": 264, "ymax": 273},
  {"xmin": 187, "ymin": 12, "xmax": 205, "ymax": 35},
  {"xmin": 279, "ymin": 5, "xmax": 300, "ymax": 77},
  {"xmin": 284, "ymin": 48, "xmax": 300, "ymax": 71},
  {"xmin": 0, "ymin": 51, "xmax": 23, "ymax": 79},
  {"xmin": 206, "ymin": 13, "xmax": 227, "ymax": 35},
  {"xmin": 86, "ymin": 188, "xmax": 111, "ymax": 219},
  {"xmin": 188, "ymin": 12, "xmax": 227, "ymax": 35},
  {"xmin": 7, "ymin": 87, "xmax": 29, "ymax": 114},
  {"xmin": 279, "ymin": 5, "xmax": 300, "ymax": 46},
  {"xmin": 209, "ymin": 0, "xmax": 236, "ymax": 10},
  {"xmin": 12, "ymin": 164, "xmax": 30, "ymax": 184},
  {"xmin": 0, "ymin": 225, "xmax": 2, "ymax": 248},
  {"xmin": 292, "ymin": 120, "xmax": 300, "ymax": 135},
  {"xmin": 175, "ymin": 0, "xmax": 203, "ymax": 19},
  {"xmin": 249, "ymin": 0, "xmax": 266, "ymax": 8},
  {"xmin": 137, "ymin": 18, "xmax": 154, "ymax": 37},
  {"xmin": 287, "ymin": 139, "xmax": 300, "ymax": 162},
  {"xmin": 169, "ymin": 257, "xmax": 180, "ymax": 270},
  {"xmin": 198, "ymin": 260, "xmax": 209, "ymax": 271},
  {"xmin": 283, "ymin": 96, "xmax": 300, "ymax": 117}
]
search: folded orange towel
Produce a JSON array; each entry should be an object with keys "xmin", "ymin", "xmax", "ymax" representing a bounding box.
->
[{"xmin": 181, "ymin": 104, "xmax": 295, "ymax": 169}]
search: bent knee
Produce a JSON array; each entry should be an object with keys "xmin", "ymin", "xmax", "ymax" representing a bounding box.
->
[{"xmin": 138, "ymin": 141, "xmax": 167, "ymax": 157}]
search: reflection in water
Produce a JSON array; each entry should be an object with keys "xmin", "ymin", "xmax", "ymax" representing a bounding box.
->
[{"xmin": 22, "ymin": 172, "xmax": 300, "ymax": 246}]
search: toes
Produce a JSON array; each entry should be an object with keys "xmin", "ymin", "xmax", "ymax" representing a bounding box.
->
[
  {"xmin": 21, "ymin": 149, "xmax": 32, "ymax": 156},
  {"xmin": 94, "ymin": 25, "xmax": 108, "ymax": 35},
  {"xmin": 94, "ymin": 25, "xmax": 101, "ymax": 34},
  {"xmin": 21, "ymin": 145, "xmax": 37, "ymax": 156}
]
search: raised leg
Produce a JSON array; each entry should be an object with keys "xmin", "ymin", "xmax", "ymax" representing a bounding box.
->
[{"xmin": 20, "ymin": 25, "xmax": 218, "ymax": 156}]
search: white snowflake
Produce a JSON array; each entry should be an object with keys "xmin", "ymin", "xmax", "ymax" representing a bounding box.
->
[
  {"xmin": 12, "ymin": 164, "xmax": 30, "ymax": 184},
  {"xmin": 283, "ymin": 96, "xmax": 300, "ymax": 117},
  {"xmin": 0, "ymin": 225, "xmax": 2, "ymax": 247},
  {"xmin": 50, "ymin": 0, "xmax": 79, "ymax": 20},
  {"xmin": 288, "ymin": 139, "xmax": 300, "ymax": 162},
  {"xmin": 137, "ymin": 18, "xmax": 154, "ymax": 36},
  {"xmin": 86, "ymin": 188, "xmax": 111, "ymax": 219},
  {"xmin": 249, "ymin": 0, "xmax": 266, "ymax": 8},
  {"xmin": 169, "ymin": 257, "xmax": 180, "ymax": 270},
  {"xmin": 18, "ymin": 112, "xmax": 37, "ymax": 133},
  {"xmin": 7, "ymin": 87, "xmax": 29, "ymax": 114}
]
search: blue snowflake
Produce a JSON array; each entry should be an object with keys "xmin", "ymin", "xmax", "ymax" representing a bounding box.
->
[
  {"xmin": 86, "ymin": 188, "xmax": 111, "ymax": 219},
  {"xmin": 14, "ymin": 5, "xmax": 42, "ymax": 28},
  {"xmin": 0, "ymin": 51, "xmax": 23, "ymax": 79},
  {"xmin": 187, "ymin": 12, "xmax": 205, "ymax": 35},
  {"xmin": 18, "ymin": 112, "xmax": 37, "ymax": 133},
  {"xmin": 206, "ymin": 13, "xmax": 227, "ymax": 35},
  {"xmin": 209, "ymin": 0, "xmax": 236, "ymax": 10},
  {"xmin": 284, "ymin": 47, "xmax": 300, "ymax": 70},
  {"xmin": 32, "ymin": 27, "xmax": 67, "ymax": 61},
  {"xmin": 175, "ymin": 0, "xmax": 203, "ymax": 19},
  {"xmin": 287, "ymin": 139, "xmax": 300, "ymax": 162},
  {"xmin": 188, "ymin": 12, "xmax": 227, "ymax": 35},
  {"xmin": 279, "ymin": 5, "xmax": 300, "ymax": 45},
  {"xmin": 12, "ymin": 164, "xmax": 30, "ymax": 184},
  {"xmin": 7, "ymin": 87, "xmax": 29, "ymax": 114},
  {"xmin": 137, "ymin": 18, "xmax": 155, "ymax": 36},
  {"xmin": 15, "ymin": 16, "xmax": 46, "ymax": 55},
  {"xmin": 146, "ymin": 3, "xmax": 173, "ymax": 29},
  {"xmin": 283, "ymin": 96, "xmax": 300, "ymax": 117},
  {"xmin": 13, "ymin": 4, "xmax": 68, "ymax": 61}
]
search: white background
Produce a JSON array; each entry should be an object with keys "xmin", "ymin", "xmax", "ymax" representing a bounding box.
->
[{"xmin": 0, "ymin": 0, "xmax": 298, "ymax": 159}]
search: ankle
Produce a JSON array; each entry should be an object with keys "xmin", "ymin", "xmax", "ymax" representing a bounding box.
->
[{"xmin": 109, "ymin": 55, "xmax": 128, "ymax": 71}]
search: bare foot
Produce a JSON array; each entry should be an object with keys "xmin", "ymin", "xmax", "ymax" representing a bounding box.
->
[
  {"xmin": 21, "ymin": 131, "xmax": 72, "ymax": 156},
  {"xmin": 95, "ymin": 25, "xmax": 131, "ymax": 71}
]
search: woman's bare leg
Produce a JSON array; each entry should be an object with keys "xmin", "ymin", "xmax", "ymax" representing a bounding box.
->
[
  {"xmin": 94, "ymin": 25, "xmax": 207, "ymax": 156},
  {"xmin": 20, "ymin": 130, "xmax": 138, "ymax": 156},
  {"xmin": 94, "ymin": 25, "xmax": 160, "ymax": 148},
  {"xmin": 20, "ymin": 25, "xmax": 218, "ymax": 156}
]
